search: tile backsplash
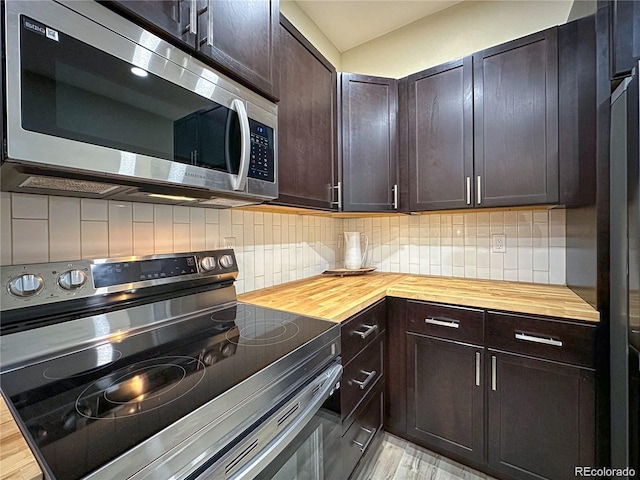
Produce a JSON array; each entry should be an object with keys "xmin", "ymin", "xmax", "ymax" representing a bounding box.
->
[
  {"xmin": 0, "ymin": 193, "xmax": 342, "ymax": 294},
  {"xmin": 343, "ymin": 209, "xmax": 566, "ymax": 285},
  {"xmin": 0, "ymin": 193, "xmax": 567, "ymax": 292}
]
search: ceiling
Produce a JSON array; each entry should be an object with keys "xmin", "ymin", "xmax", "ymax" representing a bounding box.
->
[{"xmin": 294, "ymin": 0, "xmax": 464, "ymax": 52}]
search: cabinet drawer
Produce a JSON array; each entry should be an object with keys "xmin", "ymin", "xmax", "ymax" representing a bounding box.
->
[
  {"xmin": 486, "ymin": 311, "xmax": 597, "ymax": 368},
  {"xmin": 341, "ymin": 299, "xmax": 386, "ymax": 362},
  {"xmin": 343, "ymin": 384, "xmax": 383, "ymax": 479},
  {"xmin": 407, "ymin": 301, "xmax": 484, "ymax": 345},
  {"xmin": 342, "ymin": 334, "xmax": 384, "ymax": 420}
]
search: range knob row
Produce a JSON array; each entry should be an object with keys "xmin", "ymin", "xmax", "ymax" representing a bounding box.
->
[
  {"xmin": 200, "ymin": 255, "xmax": 235, "ymax": 272},
  {"xmin": 7, "ymin": 269, "xmax": 88, "ymax": 298}
]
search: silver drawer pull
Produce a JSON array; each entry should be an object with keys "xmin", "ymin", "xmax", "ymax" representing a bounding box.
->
[
  {"xmin": 425, "ymin": 318, "xmax": 460, "ymax": 329},
  {"xmin": 491, "ymin": 355, "xmax": 497, "ymax": 391},
  {"xmin": 475, "ymin": 352, "xmax": 481, "ymax": 387},
  {"xmin": 353, "ymin": 370, "xmax": 377, "ymax": 390},
  {"xmin": 352, "ymin": 427, "xmax": 377, "ymax": 452},
  {"xmin": 515, "ymin": 332, "xmax": 563, "ymax": 347},
  {"xmin": 355, "ymin": 324, "xmax": 378, "ymax": 339}
]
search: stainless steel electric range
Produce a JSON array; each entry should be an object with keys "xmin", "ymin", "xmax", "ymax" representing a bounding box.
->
[{"xmin": 0, "ymin": 250, "xmax": 342, "ymax": 480}]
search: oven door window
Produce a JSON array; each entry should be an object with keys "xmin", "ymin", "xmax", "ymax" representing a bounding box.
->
[
  {"xmin": 254, "ymin": 403, "xmax": 342, "ymax": 480},
  {"xmin": 19, "ymin": 15, "xmax": 240, "ymax": 174}
]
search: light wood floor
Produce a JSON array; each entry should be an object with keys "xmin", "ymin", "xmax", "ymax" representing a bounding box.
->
[{"xmin": 354, "ymin": 434, "xmax": 497, "ymax": 480}]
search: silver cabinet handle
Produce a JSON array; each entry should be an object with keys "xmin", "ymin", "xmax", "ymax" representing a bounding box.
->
[
  {"xmin": 392, "ymin": 184, "xmax": 399, "ymax": 209},
  {"xmin": 352, "ymin": 427, "xmax": 377, "ymax": 452},
  {"xmin": 515, "ymin": 332, "xmax": 563, "ymax": 347},
  {"xmin": 230, "ymin": 99, "xmax": 250, "ymax": 191},
  {"xmin": 353, "ymin": 370, "xmax": 376, "ymax": 390},
  {"xmin": 477, "ymin": 176, "xmax": 482, "ymax": 205},
  {"xmin": 424, "ymin": 318, "xmax": 459, "ymax": 329},
  {"xmin": 466, "ymin": 177, "xmax": 471, "ymax": 205},
  {"xmin": 355, "ymin": 324, "xmax": 377, "ymax": 339},
  {"xmin": 491, "ymin": 355, "xmax": 497, "ymax": 391},
  {"xmin": 475, "ymin": 352, "xmax": 481, "ymax": 387},
  {"xmin": 330, "ymin": 182, "xmax": 342, "ymax": 210},
  {"xmin": 207, "ymin": 0, "xmax": 214, "ymax": 46},
  {"xmin": 189, "ymin": 0, "xmax": 197, "ymax": 34}
]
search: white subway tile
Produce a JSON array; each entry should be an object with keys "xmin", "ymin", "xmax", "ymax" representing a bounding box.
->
[
  {"xmin": 549, "ymin": 246, "xmax": 566, "ymax": 285},
  {"xmin": 533, "ymin": 211, "xmax": 549, "ymax": 224},
  {"xmin": 219, "ymin": 210, "xmax": 232, "ymax": 239},
  {"xmin": 133, "ymin": 223, "xmax": 155, "ymax": 256},
  {"xmin": 549, "ymin": 208, "xmax": 566, "ymax": 247},
  {"xmin": 190, "ymin": 208, "xmax": 206, "ymax": 251},
  {"xmin": 133, "ymin": 203, "xmax": 154, "ymax": 223},
  {"xmin": 205, "ymin": 209, "xmax": 219, "ymax": 224},
  {"xmin": 109, "ymin": 201, "xmax": 133, "ymax": 257},
  {"xmin": 490, "ymin": 212, "xmax": 504, "ymax": 234},
  {"xmin": 80, "ymin": 198, "xmax": 109, "ymax": 222},
  {"xmin": 463, "ymin": 213, "xmax": 476, "ymax": 225},
  {"xmin": 12, "ymin": 193, "xmax": 48, "ymax": 219},
  {"xmin": 464, "ymin": 246, "xmax": 477, "ymax": 267},
  {"xmin": 504, "ymin": 269, "xmax": 518, "ymax": 281},
  {"xmin": 173, "ymin": 223, "xmax": 190, "ymax": 252},
  {"xmin": 441, "ymin": 245, "xmax": 453, "ymax": 268},
  {"xmin": 264, "ymin": 213, "xmax": 273, "ymax": 249},
  {"xmin": 518, "ymin": 270, "xmax": 533, "ymax": 283},
  {"xmin": 477, "ymin": 245, "xmax": 490, "ymax": 268},
  {"xmin": 441, "ymin": 264, "xmax": 453, "ymax": 276},
  {"xmin": 49, "ymin": 197, "xmax": 81, "ymax": 262},
  {"xmin": 490, "ymin": 268, "xmax": 504, "ymax": 281},
  {"xmin": 477, "ymin": 267, "xmax": 491, "ymax": 279},
  {"xmin": 453, "ymin": 245, "xmax": 465, "ymax": 267},
  {"xmin": 504, "ymin": 212, "xmax": 517, "ymax": 225},
  {"xmin": 13, "ymin": 219, "xmax": 48, "ymax": 263},
  {"xmin": 464, "ymin": 266, "xmax": 476, "ymax": 278},
  {"xmin": 533, "ymin": 271, "xmax": 549, "ymax": 284},
  {"xmin": 232, "ymin": 209, "xmax": 244, "ymax": 225},
  {"xmin": 174, "ymin": 206, "xmax": 190, "ymax": 224},
  {"xmin": 477, "ymin": 212, "xmax": 490, "ymax": 226},
  {"xmin": 452, "ymin": 214, "xmax": 464, "ymax": 225},
  {"xmin": 453, "ymin": 266, "xmax": 465, "ymax": 278},
  {"xmin": 154, "ymin": 205, "xmax": 173, "ymax": 254},
  {"xmin": 81, "ymin": 221, "xmax": 108, "ymax": 260},
  {"xmin": 518, "ymin": 245, "xmax": 533, "ymax": 271},
  {"xmin": 205, "ymin": 223, "xmax": 220, "ymax": 249},
  {"xmin": 1, "ymin": 193, "xmax": 12, "ymax": 265}
]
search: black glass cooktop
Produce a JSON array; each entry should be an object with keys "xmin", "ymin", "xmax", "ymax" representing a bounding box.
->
[{"xmin": 0, "ymin": 303, "xmax": 334, "ymax": 480}]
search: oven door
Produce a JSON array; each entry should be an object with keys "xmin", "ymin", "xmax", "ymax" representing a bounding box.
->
[{"xmin": 4, "ymin": 0, "xmax": 276, "ymax": 197}]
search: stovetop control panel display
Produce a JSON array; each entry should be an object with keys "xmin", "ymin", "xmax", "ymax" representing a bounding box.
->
[{"xmin": 92, "ymin": 256, "xmax": 197, "ymax": 288}]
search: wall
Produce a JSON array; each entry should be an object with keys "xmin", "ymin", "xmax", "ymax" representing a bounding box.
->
[
  {"xmin": 343, "ymin": 209, "xmax": 566, "ymax": 285},
  {"xmin": 339, "ymin": 0, "xmax": 573, "ymax": 78},
  {"xmin": 0, "ymin": 193, "xmax": 342, "ymax": 294},
  {"xmin": 279, "ymin": 0, "xmax": 342, "ymax": 69}
]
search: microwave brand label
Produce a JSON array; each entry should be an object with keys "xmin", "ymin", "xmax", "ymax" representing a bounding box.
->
[{"xmin": 22, "ymin": 17, "xmax": 58, "ymax": 42}]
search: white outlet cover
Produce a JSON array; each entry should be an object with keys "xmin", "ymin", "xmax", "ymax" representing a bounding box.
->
[{"xmin": 492, "ymin": 234, "xmax": 506, "ymax": 253}]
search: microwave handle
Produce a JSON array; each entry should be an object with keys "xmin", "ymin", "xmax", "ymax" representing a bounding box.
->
[{"xmin": 231, "ymin": 99, "xmax": 250, "ymax": 191}]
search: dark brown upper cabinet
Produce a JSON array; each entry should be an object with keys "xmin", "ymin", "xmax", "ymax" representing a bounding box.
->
[
  {"xmin": 407, "ymin": 57, "xmax": 473, "ymax": 211},
  {"xmin": 610, "ymin": 0, "xmax": 640, "ymax": 79},
  {"xmin": 196, "ymin": 0, "xmax": 279, "ymax": 100},
  {"xmin": 103, "ymin": 0, "xmax": 279, "ymax": 100},
  {"xmin": 341, "ymin": 74, "xmax": 399, "ymax": 212},
  {"xmin": 272, "ymin": 15, "xmax": 338, "ymax": 211},
  {"xmin": 102, "ymin": 1, "xmax": 197, "ymax": 49},
  {"xmin": 474, "ymin": 28, "xmax": 559, "ymax": 207}
]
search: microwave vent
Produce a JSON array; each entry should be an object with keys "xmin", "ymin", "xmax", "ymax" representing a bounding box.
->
[
  {"xmin": 199, "ymin": 197, "xmax": 260, "ymax": 207},
  {"xmin": 19, "ymin": 176, "xmax": 120, "ymax": 194}
]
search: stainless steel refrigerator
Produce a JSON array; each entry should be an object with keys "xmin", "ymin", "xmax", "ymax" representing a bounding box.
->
[{"xmin": 610, "ymin": 60, "xmax": 640, "ymax": 475}]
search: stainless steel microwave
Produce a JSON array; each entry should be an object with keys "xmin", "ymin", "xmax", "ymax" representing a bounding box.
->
[{"xmin": 1, "ymin": 0, "xmax": 278, "ymax": 207}]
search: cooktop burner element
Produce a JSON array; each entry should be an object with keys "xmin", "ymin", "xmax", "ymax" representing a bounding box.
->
[
  {"xmin": 75, "ymin": 356, "xmax": 206, "ymax": 419},
  {"xmin": 229, "ymin": 320, "xmax": 301, "ymax": 346},
  {"xmin": 211, "ymin": 303, "xmax": 253, "ymax": 323}
]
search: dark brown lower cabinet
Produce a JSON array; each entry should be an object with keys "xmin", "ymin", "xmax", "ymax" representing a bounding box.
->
[
  {"xmin": 630, "ymin": 345, "xmax": 640, "ymax": 476},
  {"xmin": 487, "ymin": 351, "xmax": 596, "ymax": 480},
  {"xmin": 407, "ymin": 333, "xmax": 484, "ymax": 464}
]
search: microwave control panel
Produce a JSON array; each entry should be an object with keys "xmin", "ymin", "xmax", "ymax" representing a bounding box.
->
[{"xmin": 248, "ymin": 120, "xmax": 275, "ymax": 183}]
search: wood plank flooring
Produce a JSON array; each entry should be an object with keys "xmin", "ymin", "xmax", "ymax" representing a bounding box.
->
[{"xmin": 354, "ymin": 434, "xmax": 497, "ymax": 480}]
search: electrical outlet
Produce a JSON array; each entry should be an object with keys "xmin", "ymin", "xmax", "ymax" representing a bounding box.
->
[
  {"xmin": 223, "ymin": 237, "xmax": 236, "ymax": 249},
  {"xmin": 492, "ymin": 234, "xmax": 506, "ymax": 253}
]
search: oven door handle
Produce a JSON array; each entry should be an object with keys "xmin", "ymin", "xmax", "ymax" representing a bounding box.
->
[
  {"xmin": 230, "ymin": 99, "xmax": 250, "ymax": 192},
  {"xmin": 228, "ymin": 363, "xmax": 342, "ymax": 479}
]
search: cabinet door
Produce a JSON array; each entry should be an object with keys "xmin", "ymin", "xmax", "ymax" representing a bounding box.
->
[
  {"xmin": 408, "ymin": 57, "xmax": 474, "ymax": 211},
  {"xmin": 611, "ymin": 0, "xmax": 640, "ymax": 79},
  {"xmin": 407, "ymin": 334, "xmax": 484, "ymax": 464},
  {"xmin": 474, "ymin": 28, "xmax": 558, "ymax": 207},
  {"xmin": 104, "ymin": 1, "xmax": 196, "ymax": 49},
  {"xmin": 341, "ymin": 74, "xmax": 398, "ymax": 212},
  {"xmin": 487, "ymin": 351, "xmax": 595, "ymax": 480},
  {"xmin": 274, "ymin": 16, "xmax": 338, "ymax": 210},
  {"xmin": 197, "ymin": 0, "xmax": 279, "ymax": 99},
  {"xmin": 630, "ymin": 345, "xmax": 640, "ymax": 476}
]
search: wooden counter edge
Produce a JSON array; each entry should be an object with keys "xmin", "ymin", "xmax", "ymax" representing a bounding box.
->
[{"xmin": 0, "ymin": 395, "xmax": 42, "ymax": 480}]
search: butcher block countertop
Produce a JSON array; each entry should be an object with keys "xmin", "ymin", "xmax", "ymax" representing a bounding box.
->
[
  {"xmin": 0, "ymin": 396, "xmax": 41, "ymax": 480},
  {"xmin": 239, "ymin": 273, "xmax": 600, "ymax": 323}
]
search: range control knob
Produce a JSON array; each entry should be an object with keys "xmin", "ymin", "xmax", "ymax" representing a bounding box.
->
[
  {"xmin": 58, "ymin": 269, "xmax": 88, "ymax": 291},
  {"xmin": 200, "ymin": 256, "xmax": 217, "ymax": 272},
  {"xmin": 7, "ymin": 274, "xmax": 44, "ymax": 297},
  {"xmin": 219, "ymin": 254, "xmax": 234, "ymax": 269}
]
